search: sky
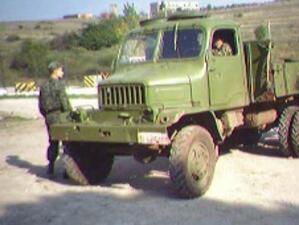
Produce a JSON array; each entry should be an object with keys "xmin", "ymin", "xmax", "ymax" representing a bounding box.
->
[{"xmin": 0, "ymin": 0, "xmax": 273, "ymax": 22}]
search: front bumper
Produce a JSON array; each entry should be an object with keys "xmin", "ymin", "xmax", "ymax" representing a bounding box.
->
[{"xmin": 50, "ymin": 122, "xmax": 170, "ymax": 145}]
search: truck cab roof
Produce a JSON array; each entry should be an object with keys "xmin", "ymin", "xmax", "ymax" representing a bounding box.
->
[{"xmin": 138, "ymin": 13, "xmax": 239, "ymax": 32}]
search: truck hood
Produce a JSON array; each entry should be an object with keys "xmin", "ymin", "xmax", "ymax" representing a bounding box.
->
[{"xmin": 101, "ymin": 60, "xmax": 203, "ymax": 86}]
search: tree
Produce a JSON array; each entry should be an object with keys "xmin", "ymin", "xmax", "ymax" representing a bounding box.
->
[
  {"xmin": 160, "ymin": 1, "xmax": 166, "ymax": 11},
  {"xmin": 50, "ymin": 32, "xmax": 80, "ymax": 50},
  {"xmin": 79, "ymin": 17, "xmax": 128, "ymax": 50},
  {"xmin": 11, "ymin": 39, "xmax": 49, "ymax": 78},
  {"xmin": 123, "ymin": 2, "xmax": 139, "ymax": 30},
  {"xmin": 159, "ymin": 1, "xmax": 167, "ymax": 17},
  {"xmin": 207, "ymin": 4, "xmax": 212, "ymax": 11}
]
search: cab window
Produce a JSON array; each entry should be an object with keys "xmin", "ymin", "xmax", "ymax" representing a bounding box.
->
[
  {"xmin": 211, "ymin": 29, "xmax": 238, "ymax": 56},
  {"xmin": 160, "ymin": 28, "xmax": 203, "ymax": 59}
]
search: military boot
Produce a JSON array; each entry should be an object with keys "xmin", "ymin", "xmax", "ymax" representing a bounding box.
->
[{"xmin": 47, "ymin": 161, "xmax": 55, "ymax": 176}]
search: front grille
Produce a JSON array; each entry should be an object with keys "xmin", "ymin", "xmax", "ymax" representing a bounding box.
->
[{"xmin": 99, "ymin": 84, "xmax": 145, "ymax": 107}]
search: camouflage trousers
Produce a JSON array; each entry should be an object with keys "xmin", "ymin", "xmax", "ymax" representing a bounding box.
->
[
  {"xmin": 45, "ymin": 119, "xmax": 59, "ymax": 163},
  {"xmin": 47, "ymin": 139, "xmax": 59, "ymax": 163}
]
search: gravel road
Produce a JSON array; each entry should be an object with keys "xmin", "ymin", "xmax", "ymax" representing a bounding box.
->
[{"xmin": 0, "ymin": 98, "xmax": 299, "ymax": 225}]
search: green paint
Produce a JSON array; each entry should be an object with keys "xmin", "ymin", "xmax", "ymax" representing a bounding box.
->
[{"xmin": 51, "ymin": 13, "xmax": 299, "ymax": 146}]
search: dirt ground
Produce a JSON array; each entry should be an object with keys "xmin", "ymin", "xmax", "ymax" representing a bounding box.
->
[{"xmin": 1, "ymin": 99, "xmax": 299, "ymax": 225}]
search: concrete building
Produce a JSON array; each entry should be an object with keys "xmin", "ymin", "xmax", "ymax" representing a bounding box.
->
[
  {"xmin": 150, "ymin": 0, "xmax": 200, "ymax": 17},
  {"xmin": 63, "ymin": 13, "xmax": 95, "ymax": 20}
]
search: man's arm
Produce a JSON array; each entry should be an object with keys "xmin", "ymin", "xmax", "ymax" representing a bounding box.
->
[
  {"xmin": 38, "ymin": 89, "xmax": 46, "ymax": 117},
  {"xmin": 59, "ymin": 82, "xmax": 72, "ymax": 112},
  {"xmin": 223, "ymin": 43, "xmax": 233, "ymax": 56}
]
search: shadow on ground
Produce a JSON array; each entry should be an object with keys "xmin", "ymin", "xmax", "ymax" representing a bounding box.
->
[
  {"xmin": 238, "ymin": 141, "xmax": 286, "ymax": 158},
  {"xmin": 0, "ymin": 189, "xmax": 298, "ymax": 225},
  {"xmin": 5, "ymin": 155, "xmax": 172, "ymax": 197},
  {"xmin": 6, "ymin": 139, "xmax": 287, "ymax": 200},
  {"xmin": 6, "ymin": 155, "xmax": 71, "ymax": 185},
  {"xmin": 220, "ymin": 140, "xmax": 286, "ymax": 158}
]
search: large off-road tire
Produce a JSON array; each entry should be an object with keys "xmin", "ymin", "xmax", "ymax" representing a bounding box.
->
[
  {"xmin": 278, "ymin": 106, "xmax": 298, "ymax": 157},
  {"xmin": 290, "ymin": 111, "xmax": 299, "ymax": 157},
  {"xmin": 169, "ymin": 125, "xmax": 217, "ymax": 198},
  {"xmin": 63, "ymin": 142, "xmax": 114, "ymax": 185}
]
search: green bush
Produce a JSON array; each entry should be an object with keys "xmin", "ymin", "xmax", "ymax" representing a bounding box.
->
[
  {"xmin": 34, "ymin": 24, "xmax": 41, "ymax": 30},
  {"xmin": 234, "ymin": 12, "xmax": 243, "ymax": 18},
  {"xmin": 50, "ymin": 32, "xmax": 80, "ymax": 50},
  {"xmin": 10, "ymin": 39, "xmax": 50, "ymax": 78},
  {"xmin": 79, "ymin": 17, "xmax": 128, "ymax": 50},
  {"xmin": 46, "ymin": 45, "xmax": 118, "ymax": 83},
  {"xmin": 255, "ymin": 25, "xmax": 270, "ymax": 41},
  {"xmin": 6, "ymin": 34, "xmax": 21, "ymax": 42}
]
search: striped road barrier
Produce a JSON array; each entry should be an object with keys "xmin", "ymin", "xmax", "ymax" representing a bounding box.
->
[
  {"xmin": 83, "ymin": 71, "xmax": 110, "ymax": 87},
  {"xmin": 84, "ymin": 75, "xmax": 98, "ymax": 87},
  {"xmin": 15, "ymin": 81, "xmax": 37, "ymax": 92}
]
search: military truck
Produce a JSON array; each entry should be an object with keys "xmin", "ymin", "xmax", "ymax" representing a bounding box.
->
[{"xmin": 51, "ymin": 14, "xmax": 299, "ymax": 198}]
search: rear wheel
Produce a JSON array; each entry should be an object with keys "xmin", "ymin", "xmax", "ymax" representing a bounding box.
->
[
  {"xmin": 290, "ymin": 111, "xmax": 299, "ymax": 157},
  {"xmin": 63, "ymin": 142, "xmax": 114, "ymax": 185},
  {"xmin": 278, "ymin": 106, "xmax": 298, "ymax": 157},
  {"xmin": 169, "ymin": 125, "xmax": 216, "ymax": 198}
]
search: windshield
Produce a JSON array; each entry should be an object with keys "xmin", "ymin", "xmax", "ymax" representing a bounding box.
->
[
  {"xmin": 118, "ymin": 28, "xmax": 203, "ymax": 65},
  {"xmin": 160, "ymin": 28, "xmax": 203, "ymax": 59},
  {"xmin": 119, "ymin": 32, "xmax": 158, "ymax": 65}
]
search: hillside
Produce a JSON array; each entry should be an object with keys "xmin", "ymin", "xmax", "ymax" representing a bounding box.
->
[
  {"xmin": 0, "ymin": 0, "xmax": 298, "ymax": 86},
  {"xmin": 0, "ymin": 19, "xmax": 91, "ymax": 42},
  {"xmin": 0, "ymin": 18, "xmax": 114, "ymax": 86}
]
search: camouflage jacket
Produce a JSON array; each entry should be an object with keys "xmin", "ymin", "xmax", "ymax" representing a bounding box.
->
[
  {"xmin": 212, "ymin": 43, "xmax": 233, "ymax": 56},
  {"xmin": 38, "ymin": 78, "xmax": 71, "ymax": 125}
]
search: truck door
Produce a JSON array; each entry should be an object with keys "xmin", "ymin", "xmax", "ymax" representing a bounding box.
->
[{"xmin": 207, "ymin": 29, "xmax": 248, "ymax": 108}]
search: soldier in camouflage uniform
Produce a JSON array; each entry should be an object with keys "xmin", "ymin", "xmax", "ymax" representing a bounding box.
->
[
  {"xmin": 38, "ymin": 61, "xmax": 72, "ymax": 176},
  {"xmin": 212, "ymin": 36, "xmax": 233, "ymax": 56}
]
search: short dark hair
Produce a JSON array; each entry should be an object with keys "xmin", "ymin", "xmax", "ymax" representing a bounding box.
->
[{"xmin": 48, "ymin": 61, "xmax": 63, "ymax": 74}]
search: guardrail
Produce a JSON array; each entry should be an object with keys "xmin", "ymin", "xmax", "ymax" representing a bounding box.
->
[{"xmin": 0, "ymin": 86, "xmax": 97, "ymax": 97}]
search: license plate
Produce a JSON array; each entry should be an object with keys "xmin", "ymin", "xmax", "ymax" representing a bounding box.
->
[{"xmin": 138, "ymin": 132, "xmax": 170, "ymax": 145}]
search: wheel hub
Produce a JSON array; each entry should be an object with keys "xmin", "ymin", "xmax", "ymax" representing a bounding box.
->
[{"xmin": 188, "ymin": 142, "xmax": 209, "ymax": 182}]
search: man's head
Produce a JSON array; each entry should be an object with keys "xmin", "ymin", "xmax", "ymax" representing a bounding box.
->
[
  {"xmin": 48, "ymin": 61, "xmax": 64, "ymax": 79},
  {"xmin": 213, "ymin": 36, "xmax": 224, "ymax": 50}
]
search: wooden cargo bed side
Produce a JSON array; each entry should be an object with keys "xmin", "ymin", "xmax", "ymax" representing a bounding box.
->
[
  {"xmin": 244, "ymin": 40, "xmax": 273, "ymax": 102},
  {"xmin": 273, "ymin": 60, "xmax": 299, "ymax": 98}
]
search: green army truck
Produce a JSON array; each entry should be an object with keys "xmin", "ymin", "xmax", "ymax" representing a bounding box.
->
[{"xmin": 51, "ymin": 14, "xmax": 299, "ymax": 198}]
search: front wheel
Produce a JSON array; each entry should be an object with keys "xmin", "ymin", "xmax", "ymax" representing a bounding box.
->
[
  {"xmin": 63, "ymin": 142, "xmax": 114, "ymax": 185},
  {"xmin": 169, "ymin": 125, "xmax": 217, "ymax": 198}
]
